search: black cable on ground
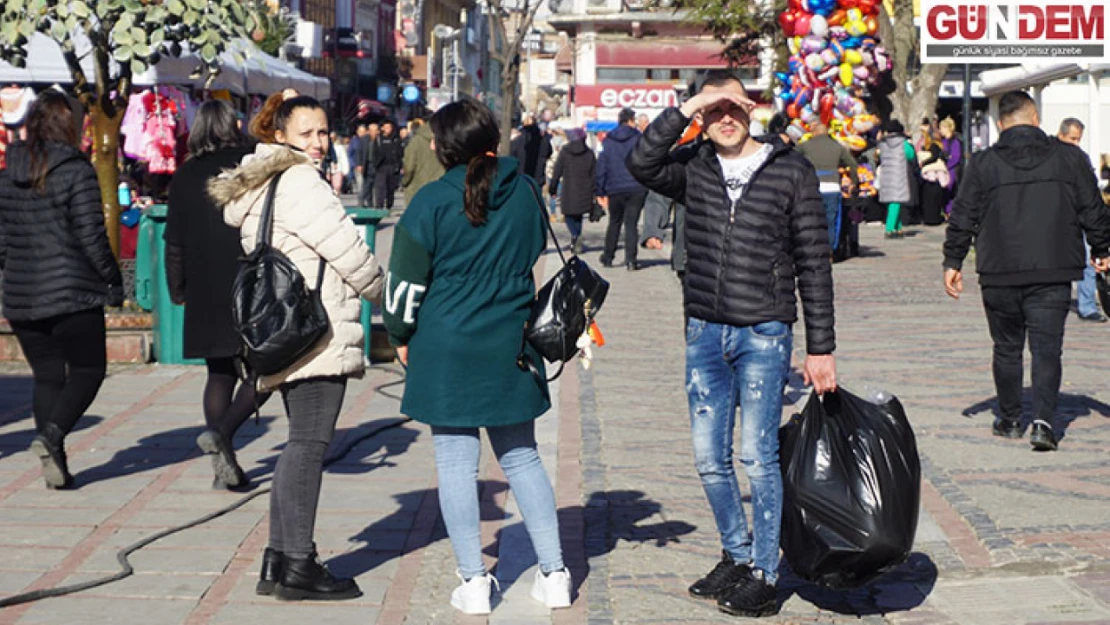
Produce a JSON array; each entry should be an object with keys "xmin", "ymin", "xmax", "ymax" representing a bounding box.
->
[{"xmin": 0, "ymin": 364, "xmax": 410, "ymax": 608}]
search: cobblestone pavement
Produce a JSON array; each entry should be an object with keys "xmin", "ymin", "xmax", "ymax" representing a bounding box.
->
[{"xmin": 0, "ymin": 219, "xmax": 1108, "ymax": 625}]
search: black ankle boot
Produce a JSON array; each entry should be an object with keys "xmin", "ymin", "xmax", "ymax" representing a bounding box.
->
[
  {"xmin": 196, "ymin": 429, "xmax": 247, "ymax": 489},
  {"xmin": 30, "ymin": 425, "xmax": 73, "ymax": 490},
  {"xmin": 256, "ymin": 548, "xmax": 284, "ymax": 596},
  {"xmin": 275, "ymin": 553, "xmax": 362, "ymax": 601}
]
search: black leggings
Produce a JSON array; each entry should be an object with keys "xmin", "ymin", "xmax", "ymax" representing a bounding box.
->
[
  {"xmin": 203, "ymin": 358, "xmax": 271, "ymax": 441},
  {"xmin": 10, "ymin": 308, "xmax": 107, "ymax": 443}
]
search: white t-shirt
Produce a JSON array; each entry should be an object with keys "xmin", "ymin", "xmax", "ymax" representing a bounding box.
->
[{"xmin": 718, "ymin": 144, "xmax": 772, "ymax": 203}]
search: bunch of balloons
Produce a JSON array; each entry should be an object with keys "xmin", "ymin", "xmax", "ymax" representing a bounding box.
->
[{"xmin": 773, "ymin": 0, "xmax": 891, "ymax": 150}]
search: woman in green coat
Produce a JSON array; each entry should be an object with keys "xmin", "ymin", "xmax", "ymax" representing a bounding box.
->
[{"xmin": 383, "ymin": 97, "xmax": 571, "ymax": 616}]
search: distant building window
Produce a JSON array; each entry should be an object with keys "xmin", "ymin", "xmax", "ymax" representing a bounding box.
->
[
  {"xmin": 598, "ymin": 68, "xmax": 648, "ymax": 82},
  {"xmin": 649, "ymin": 68, "xmax": 670, "ymax": 81}
]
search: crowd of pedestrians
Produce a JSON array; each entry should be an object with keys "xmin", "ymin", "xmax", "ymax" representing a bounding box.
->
[{"xmin": 0, "ymin": 68, "xmax": 1109, "ymax": 620}]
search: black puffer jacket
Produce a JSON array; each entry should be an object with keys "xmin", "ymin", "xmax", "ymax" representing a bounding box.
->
[
  {"xmin": 627, "ymin": 107, "xmax": 835, "ymax": 354},
  {"xmin": 944, "ymin": 125, "xmax": 1110, "ymax": 286},
  {"xmin": 0, "ymin": 141, "xmax": 122, "ymax": 321},
  {"xmin": 549, "ymin": 138, "xmax": 595, "ymax": 217}
]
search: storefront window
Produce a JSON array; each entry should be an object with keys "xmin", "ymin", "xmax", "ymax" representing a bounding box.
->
[{"xmin": 649, "ymin": 68, "xmax": 671, "ymax": 81}]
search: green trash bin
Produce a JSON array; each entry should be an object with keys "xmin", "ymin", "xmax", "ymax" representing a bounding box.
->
[
  {"xmin": 346, "ymin": 207, "xmax": 391, "ymax": 358},
  {"xmin": 134, "ymin": 205, "xmax": 203, "ymax": 365}
]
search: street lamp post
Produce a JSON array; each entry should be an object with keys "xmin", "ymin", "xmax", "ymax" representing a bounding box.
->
[{"xmin": 432, "ymin": 24, "xmax": 461, "ymax": 102}]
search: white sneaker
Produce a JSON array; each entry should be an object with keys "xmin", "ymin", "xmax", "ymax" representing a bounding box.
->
[
  {"xmin": 450, "ymin": 571, "xmax": 498, "ymax": 615},
  {"xmin": 530, "ymin": 568, "xmax": 572, "ymax": 609}
]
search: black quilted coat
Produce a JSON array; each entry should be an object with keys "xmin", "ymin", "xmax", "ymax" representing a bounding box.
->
[
  {"xmin": 627, "ymin": 107, "xmax": 835, "ymax": 355},
  {"xmin": 0, "ymin": 141, "xmax": 122, "ymax": 321}
]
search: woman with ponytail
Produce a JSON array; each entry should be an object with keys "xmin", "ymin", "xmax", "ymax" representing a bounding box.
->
[{"xmin": 383, "ymin": 97, "xmax": 571, "ymax": 616}]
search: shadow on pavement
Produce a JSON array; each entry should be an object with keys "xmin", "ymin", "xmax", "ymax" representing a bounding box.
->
[
  {"xmin": 780, "ymin": 551, "xmax": 938, "ymax": 615},
  {"xmin": 962, "ymin": 391, "xmax": 1110, "ymax": 439},
  {"xmin": 0, "ymin": 375, "xmax": 33, "ymax": 418},
  {"xmin": 0, "ymin": 415, "xmax": 105, "ymax": 461},
  {"xmin": 486, "ymin": 490, "xmax": 697, "ymax": 601},
  {"xmin": 243, "ymin": 419, "xmax": 421, "ymax": 488},
  {"xmin": 75, "ymin": 418, "xmax": 276, "ymax": 487},
  {"xmin": 327, "ymin": 482, "xmax": 500, "ymax": 579}
]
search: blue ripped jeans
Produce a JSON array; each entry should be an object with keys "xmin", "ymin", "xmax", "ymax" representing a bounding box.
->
[{"xmin": 685, "ymin": 317, "xmax": 792, "ymax": 584}]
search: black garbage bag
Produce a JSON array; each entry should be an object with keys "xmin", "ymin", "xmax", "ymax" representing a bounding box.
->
[{"xmin": 779, "ymin": 388, "xmax": 920, "ymax": 589}]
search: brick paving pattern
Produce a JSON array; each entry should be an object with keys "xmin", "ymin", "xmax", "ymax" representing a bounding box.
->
[{"xmin": 0, "ymin": 219, "xmax": 1107, "ymax": 624}]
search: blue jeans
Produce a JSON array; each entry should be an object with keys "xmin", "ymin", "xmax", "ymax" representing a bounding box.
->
[
  {"xmin": 821, "ymin": 192, "xmax": 842, "ymax": 250},
  {"xmin": 432, "ymin": 421, "xmax": 564, "ymax": 579},
  {"xmin": 685, "ymin": 318, "xmax": 792, "ymax": 584},
  {"xmin": 1077, "ymin": 237, "xmax": 1098, "ymax": 317}
]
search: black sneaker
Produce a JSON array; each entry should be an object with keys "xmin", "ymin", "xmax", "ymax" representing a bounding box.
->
[
  {"xmin": 991, "ymin": 418, "xmax": 1024, "ymax": 439},
  {"xmin": 688, "ymin": 551, "xmax": 751, "ymax": 599},
  {"xmin": 1077, "ymin": 311, "xmax": 1108, "ymax": 323},
  {"xmin": 1029, "ymin": 420, "xmax": 1058, "ymax": 452},
  {"xmin": 717, "ymin": 572, "xmax": 779, "ymax": 618}
]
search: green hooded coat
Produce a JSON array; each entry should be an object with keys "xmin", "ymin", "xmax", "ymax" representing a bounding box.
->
[{"xmin": 384, "ymin": 157, "xmax": 550, "ymax": 427}]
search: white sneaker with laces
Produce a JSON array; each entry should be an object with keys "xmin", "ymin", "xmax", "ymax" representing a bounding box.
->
[
  {"xmin": 530, "ymin": 568, "xmax": 572, "ymax": 609},
  {"xmin": 450, "ymin": 571, "xmax": 498, "ymax": 615}
]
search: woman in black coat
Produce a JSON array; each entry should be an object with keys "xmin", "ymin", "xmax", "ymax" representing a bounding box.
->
[
  {"xmin": 164, "ymin": 100, "xmax": 269, "ymax": 490},
  {"xmin": 548, "ymin": 128, "xmax": 596, "ymax": 254},
  {"xmin": 0, "ymin": 91, "xmax": 123, "ymax": 489}
]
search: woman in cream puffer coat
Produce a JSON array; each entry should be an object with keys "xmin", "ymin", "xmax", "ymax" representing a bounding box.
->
[
  {"xmin": 207, "ymin": 96, "xmax": 383, "ymax": 603},
  {"xmin": 209, "ymin": 142, "xmax": 384, "ymax": 389}
]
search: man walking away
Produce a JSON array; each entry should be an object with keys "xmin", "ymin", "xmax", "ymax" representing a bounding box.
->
[
  {"xmin": 360, "ymin": 122, "xmax": 380, "ymax": 208},
  {"xmin": 797, "ymin": 122, "xmax": 858, "ymax": 252},
  {"xmin": 377, "ymin": 121, "xmax": 404, "ymax": 210},
  {"xmin": 944, "ymin": 92, "xmax": 1110, "ymax": 451},
  {"xmin": 628, "ymin": 70, "xmax": 837, "ymax": 618},
  {"xmin": 511, "ymin": 113, "xmax": 553, "ymax": 186},
  {"xmin": 1056, "ymin": 117, "xmax": 1107, "ymax": 323},
  {"xmin": 598, "ymin": 108, "xmax": 649, "ymax": 270}
]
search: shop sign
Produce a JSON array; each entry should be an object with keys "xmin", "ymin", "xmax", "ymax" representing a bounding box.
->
[{"xmin": 574, "ymin": 84, "xmax": 679, "ymax": 109}]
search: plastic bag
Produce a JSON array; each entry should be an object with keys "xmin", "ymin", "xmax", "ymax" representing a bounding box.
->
[{"xmin": 779, "ymin": 388, "xmax": 921, "ymax": 589}]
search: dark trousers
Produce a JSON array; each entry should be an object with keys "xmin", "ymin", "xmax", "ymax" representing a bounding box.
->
[
  {"xmin": 374, "ymin": 170, "xmax": 398, "ymax": 210},
  {"xmin": 203, "ymin": 358, "xmax": 270, "ymax": 441},
  {"xmin": 10, "ymin": 308, "xmax": 107, "ymax": 443},
  {"xmin": 270, "ymin": 376, "xmax": 347, "ymax": 557},
  {"xmin": 980, "ymin": 284, "xmax": 1070, "ymax": 429},
  {"xmin": 359, "ymin": 171, "xmax": 376, "ymax": 207},
  {"xmin": 565, "ymin": 214, "xmax": 583, "ymax": 240},
  {"xmin": 601, "ymin": 190, "xmax": 648, "ymax": 264}
]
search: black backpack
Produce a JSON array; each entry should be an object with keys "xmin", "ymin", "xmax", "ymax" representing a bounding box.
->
[{"xmin": 231, "ymin": 171, "xmax": 330, "ymax": 376}]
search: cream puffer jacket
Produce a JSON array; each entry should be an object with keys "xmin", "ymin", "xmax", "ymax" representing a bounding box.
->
[{"xmin": 208, "ymin": 144, "xmax": 384, "ymax": 390}]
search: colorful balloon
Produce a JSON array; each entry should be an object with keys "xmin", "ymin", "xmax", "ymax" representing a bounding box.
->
[
  {"xmin": 864, "ymin": 14, "xmax": 878, "ymax": 35},
  {"xmin": 827, "ymin": 8, "xmax": 847, "ymax": 25},
  {"xmin": 801, "ymin": 35, "xmax": 827, "ymax": 54},
  {"xmin": 846, "ymin": 19, "xmax": 867, "ymax": 36},
  {"xmin": 839, "ymin": 62, "xmax": 853, "ymax": 86},
  {"xmin": 810, "ymin": 14, "xmax": 828, "ymax": 36},
  {"xmin": 795, "ymin": 13, "xmax": 812, "ymax": 37},
  {"xmin": 778, "ymin": 10, "xmax": 797, "ymax": 36},
  {"xmin": 853, "ymin": 65, "xmax": 870, "ymax": 80},
  {"xmin": 820, "ymin": 48, "xmax": 839, "ymax": 66},
  {"xmin": 843, "ymin": 49, "xmax": 863, "ymax": 65}
]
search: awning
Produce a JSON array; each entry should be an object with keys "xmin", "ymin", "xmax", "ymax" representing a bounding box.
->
[
  {"xmin": 0, "ymin": 34, "xmax": 330, "ymax": 99},
  {"xmin": 585, "ymin": 120, "xmax": 618, "ymax": 132},
  {"xmin": 594, "ymin": 40, "xmax": 731, "ymax": 69},
  {"xmin": 978, "ymin": 63, "xmax": 1084, "ymax": 97}
]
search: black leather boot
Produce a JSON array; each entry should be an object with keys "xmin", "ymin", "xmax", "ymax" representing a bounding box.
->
[
  {"xmin": 30, "ymin": 424, "xmax": 72, "ymax": 489},
  {"xmin": 275, "ymin": 553, "xmax": 362, "ymax": 601},
  {"xmin": 256, "ymin": 548, "xmax": 284, "ymax": 596}
]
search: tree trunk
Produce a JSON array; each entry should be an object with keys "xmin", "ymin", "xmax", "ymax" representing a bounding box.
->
[
  {"xmin": 890, "ymin": 63, "xmax": 948, "ymax": 138},
  {"xmin": 89, "ymin": 104, "xmax": 124, "ymax": 258},
  {"xmin": 498, "ymin": 66, "xmax": 520, "ymax": 155}
]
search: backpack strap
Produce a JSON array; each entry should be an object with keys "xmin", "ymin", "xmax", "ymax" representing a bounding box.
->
[{"xmin": 253, "ymin": 169, "xmax": 326, "ymax": 292}]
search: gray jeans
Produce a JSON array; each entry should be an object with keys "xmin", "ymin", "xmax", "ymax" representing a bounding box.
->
[{"xmin": 269, "ymin": 376, "xmax": 347, "ymax": 557}]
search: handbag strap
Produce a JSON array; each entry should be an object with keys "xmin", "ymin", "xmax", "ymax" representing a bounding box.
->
[
  {"xmin": 252, "ymin": 169, "xmax": 325, "ymax": 292},
  {"xmin": 525, "ymin": 179, "xmax": 568, "ymax": 265}
]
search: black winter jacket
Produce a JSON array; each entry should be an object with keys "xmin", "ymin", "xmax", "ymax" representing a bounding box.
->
[
  {"xmin": 549, "ymin": 139, "xmax": 596, "ymax": 217},
  {"xmin": 627, "ymin": 107, "xmax": 835, "ymax": 355},
  {"xmin": 597, "ymin": 124, "xmax": 646, "ymax": 196},
  {"xmin": 0, "ymin": 142, "xmax": 122, "ymax": 321},
  {"xmin": 943, "ymin": 125, "xmax": 1110, "ymax": 286}
]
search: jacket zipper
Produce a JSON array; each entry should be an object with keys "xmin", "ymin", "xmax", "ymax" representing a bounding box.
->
[
  {"xmin": 769, "ymin": 260, "xmax": 780, "ymax": 309},
  {"xmin": 713, "ymin": 147, "xmax": 782, "ymax": 317}
]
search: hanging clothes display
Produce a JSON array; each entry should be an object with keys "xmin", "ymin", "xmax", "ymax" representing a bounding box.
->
[
  {"xmin": 142, "ymin": 90, "xmax": 178, "ymax": 174},
  {"xmin": 0, "ymin": 86, "xmax": 36, "ymax": 128},
  {"xmin": 119, "ymin": 89, "xmax": 180, "ymax": 175}
]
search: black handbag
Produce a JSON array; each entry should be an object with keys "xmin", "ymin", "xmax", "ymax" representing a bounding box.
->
[
  {"xmin": 231, "ymin": 171, "xmax": 330, "ymax": 376},
  {"xmin": 518, "ymin": 181, "xmax": 610, "ymax": 384}
]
